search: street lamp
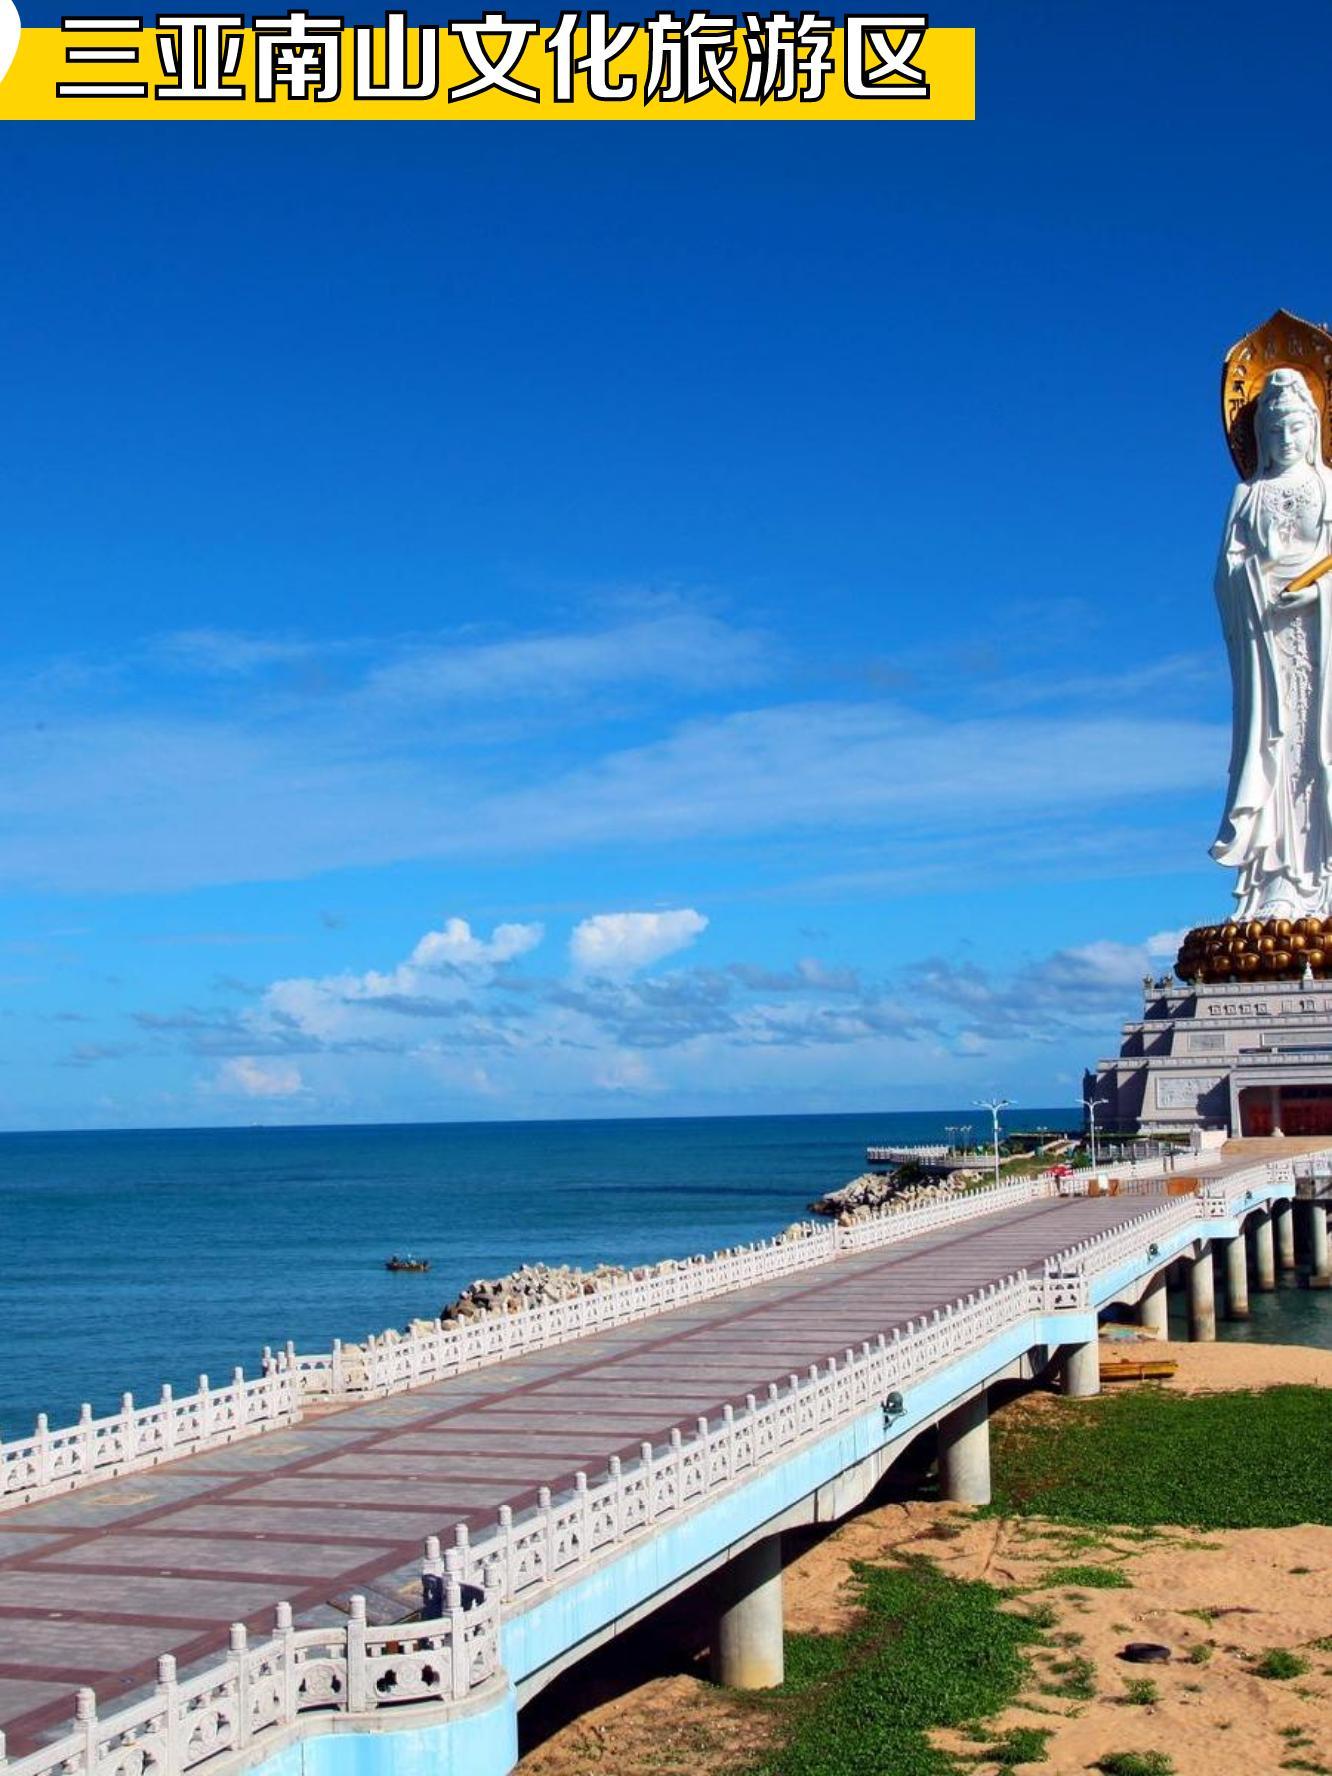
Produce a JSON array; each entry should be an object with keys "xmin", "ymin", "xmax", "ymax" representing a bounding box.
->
[
  {"xmin": 976, "ymin": 1097, "xmax": 1012, "ymax": 1187},
  {"xmin": 1083, "ymin": 1094, "xmax": 1108, "ymax": 1170}
]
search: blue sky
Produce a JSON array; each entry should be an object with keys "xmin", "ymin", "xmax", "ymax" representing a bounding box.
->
[{"xmin": 1, "ymin": 0, "xmax": 1325, "ymax": 1128}]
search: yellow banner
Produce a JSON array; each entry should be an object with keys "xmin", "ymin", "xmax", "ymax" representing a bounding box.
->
[{"xmin": 0, "ymin": 15, "xmax": 974, "ymax": 119}]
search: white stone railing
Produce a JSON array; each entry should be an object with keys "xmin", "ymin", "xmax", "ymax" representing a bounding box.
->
[
  {"xmin": 1044, "ymin": 1160, "xmax": 1288, "ymax": 1278},
  {"xmin": 837, "ymin": 1175, "xmax": 1052, "ymax": 1251},
  {"xmin": 866, "ymin": 1143, "xmax": 953, "ymax": 1163},
  {"xmin": 1049, "ymin": 1155, "xmax": 1194, "ymax": 1195},
  {"xmin": 0, "ymin": 1587, "xmax": 502, "ymax": 1776},
  {"xmin": 1, "ymin": 1173, "xmax": 1059, "ymax": 1510},
  {"xmin": 437, "ymin": 1268, "xmax": 1062, "ymax": 1603},
  {"xmin": 0, "ymin": 1367, "xmax": 301, "ymax": 1513},
  {"xmin": 2, "ymin": 1264, "xmax": 1073, "ymax": 1776}
]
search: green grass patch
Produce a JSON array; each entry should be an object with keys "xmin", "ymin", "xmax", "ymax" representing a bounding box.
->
[
  {"xmin": 1253, "ymin": 1648, "xmax": 1311, "ymax": 1680},
  {"xmin": 989, "ymin": 1389, "xmax": 1332, "ymax": 1529},
  {"xmin": 1037, "ymin": 1653, "xmax": 1096, "ymax": 1701},
  {"xmin": 1096, "ymin": 1756, "xmax": 1176, "ymax": 1776},
  {"xmin": 1121, "ymin": 1678, "xmax": 1158, "ymax": 1706},
  {"xmin": 746, "ymin": 1557, "xmax": 1044, "ymax": 1776},
  {"xmin": 1041, "ymin": 1564, "xmax": 1131, "ymax": 1590},
  {"xmin": 983, "ymin": 1725, "xmax": 1051, "ymax": 1766}
]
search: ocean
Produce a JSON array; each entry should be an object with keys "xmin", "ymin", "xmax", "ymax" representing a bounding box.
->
[{"xmin": 2, "ymin": 1108, "xmax": 1325, "ymax": 1438}]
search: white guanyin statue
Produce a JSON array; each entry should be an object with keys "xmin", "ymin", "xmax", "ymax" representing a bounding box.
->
[
  {"xmin": 0, "ymin": 0, "xmax": 18, "ymax": 87},
  {"xmin": 1213, "ymin": 365, "xmax": 1332, "ymax": 919}
]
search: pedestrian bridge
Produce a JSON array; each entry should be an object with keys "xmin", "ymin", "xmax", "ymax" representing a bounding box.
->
[{"xmin": 1, "ymin": 1151, "xmax": 1326, "ymax": 1776}]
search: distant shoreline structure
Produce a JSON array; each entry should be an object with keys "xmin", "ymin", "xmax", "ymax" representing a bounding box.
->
[{"xmin": 0, "ymin": 1104, "xmax": 1086, "ymax": 1141}]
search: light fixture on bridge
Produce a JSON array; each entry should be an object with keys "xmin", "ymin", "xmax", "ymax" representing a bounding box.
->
[
  {"xmin": 882, "ymin": 1391, "xmax": 906, "ymax": 1427},
  {"xmin": 1147, "ymin": 1242, "xmax": 1160, "ymax": 1259}
]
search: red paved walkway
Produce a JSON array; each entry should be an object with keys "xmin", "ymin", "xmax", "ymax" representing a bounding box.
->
[{"xmin": 0, "ymin": 1193, "xmax": 1157, "ymax": 1752}]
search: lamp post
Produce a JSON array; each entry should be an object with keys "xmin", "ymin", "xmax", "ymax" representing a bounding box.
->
[
  {"xmin": 1083, "ymin": 1094, "xmax": 1107, "ymax": 1170},
  {"xmin": 976, "ymin": 1097, "xmax": 1011, "ymax": 1188}
]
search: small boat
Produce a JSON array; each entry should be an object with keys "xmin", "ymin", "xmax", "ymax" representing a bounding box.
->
[{"xmin": 385, "ymin": 1255, "xmax": 431, "ymax": 1273}]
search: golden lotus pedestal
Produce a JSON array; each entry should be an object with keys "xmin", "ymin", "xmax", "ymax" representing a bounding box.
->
[{"xmin": 1176, "ymin": 918, "xmax": 1332, "ymax": 984}]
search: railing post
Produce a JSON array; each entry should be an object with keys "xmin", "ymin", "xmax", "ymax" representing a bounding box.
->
[
  {"xmin": 33, "ymin": 1413, "xmax": 49, "ymax": 1492},
  {"xmin": 447, "ymin": 1575, "xmax": 468, "ymax": 1700},
  {"xmin": 160, "ymin": 1386, "xmax": 175, "ymax": 1461},
  {"xmin": 76, "ymin": 1687, "xmax": 97, "ymax": 1776},
  {"xmin": 275, "ymin": 1602, "xmax": 296, "ymax": 1720},
  {"xmin": 331, "ymin": 1338, "xmax": 345, "ymax": 1397},
  {"xmin": 230, "ymin": 1623, "xmax": 251, "ymax": 1749},
  {"xmin": 575, "ymin": 1470, "xmax": 590, "ymax": 1559},
  {"xmin": 496, "ymin": 1504, "xmax": 514, "ymax": 1599},
  {"xmin": 346, "ymin": 1596, "xmax": 367, "ymax": 1714},
  {"xmin": 197, "ymin": 1375, "xmax": 211, "ymax": 1445},
  {"xmin": 156, "ymin": 1657, "xmax": 179, "ymax": 1776},
  {"xmin": 78, "ymin": 1403, "xmax": 94, "ymax": 1481}
]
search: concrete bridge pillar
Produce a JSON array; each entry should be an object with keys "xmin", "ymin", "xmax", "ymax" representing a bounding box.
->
[
  {"xmin": 1276, "ymin": 1200, "xmax": 1297, "ymax": 1272},
  {"xmin": 711, "ymin": 1534, "xmax": 784, "ymax": 1690},
  {"xmin": 1310, "ymin": 1203, "xmax": 1331, "ymax": 1290},
  {"xmin": 1224, "ymin": 1232, "xmax": 1250, "ymax": 1319},
  {"xmin": 1060, "ymin": 1338, "xmax": 1100, "ymax": 1398},
  {"xmin": 1188, "ymin": 1245, "xmax": 1216, "ymax": 1341},
  {"xmin": 938, "ymin": 1390, "xmax": 991, "ymax": 1504},
  {"xmin": 1138, "ymin": 1272, "xmax": 1169, "ymax": 1338},
  {"xmin": 1253, "ymin": 1211, "xmax": 1277, "ymax": 1292}
]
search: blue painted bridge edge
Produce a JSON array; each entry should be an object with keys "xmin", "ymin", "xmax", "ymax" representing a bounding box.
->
[
  {"xmin": 237, "ymin": 1681, "xmax": 519, "ymax": 1776},
  {"xmin": 499, "ymin": 1304, "xmax": 1091, "ymax": 1688},
  {"xmin": 1090, "ymin": 1176, "xmax": 1293, "ymax": 1310},
  {"xmin": 237, "ymin": 1178, "xmax": 1292, "ymax": 1776}
]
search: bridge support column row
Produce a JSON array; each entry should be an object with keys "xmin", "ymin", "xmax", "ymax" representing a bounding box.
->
[
  {"xmin": 1224, "ymin": 1232, "xmax": 1250, "ymax": 1319},
  {"xmin": 711, "ymin": 1535, "xmax": 785, "ymax": 1690},
  {"xmin": 1254, "ymin": 1211, "xmax": 1277, "ymax": 1292},
  {"xmin": 1277, "ymin": 1200, "xmax": 1297, "ymax": 1271},
  {"xmin": 1139, "ymin": 1272, "xmax": 1169, "ymax": 1337},
  {"xmin": 1188, "ymin": 1244, "xmax": 1216, "ymax": 1342},
  {"xmin": 1310, "ymin": 1203, "xmax": 1332, "ymax": 1290},
  {"xmin": 1061, "ymin": 1339, "xmax": 1100, "ymax": 1399},
  {"xmin": 938, "ymin": 1390, "xmax": 991, "ymax": 1504}
]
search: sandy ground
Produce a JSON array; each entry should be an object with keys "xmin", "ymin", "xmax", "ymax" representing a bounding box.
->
[
  {"xmin": 1114, "ymin": 1332, "xmax": 1332, "ymax": 1392},
  {"xmin": 516, "ymin": 1341, "xmax": 1332, "ymax": 1776}
]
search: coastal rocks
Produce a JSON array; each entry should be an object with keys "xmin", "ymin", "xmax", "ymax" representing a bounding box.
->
[
  {"xmin": 435, "ymin": 1224, "xmax": 822, "ymax": 1327},
  {"xmin": 808, "ymin": 1167, "xmax": 984, "ymax": 1224}
]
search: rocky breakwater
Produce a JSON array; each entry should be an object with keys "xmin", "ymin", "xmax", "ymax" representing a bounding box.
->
[
  {"xmin": 436, "ymin": 1225, "xmax": 822, "ymax": 1326},
  {"xmin": 809, "ymin": 1165, "xmax": 985, "ymax": 1225}
]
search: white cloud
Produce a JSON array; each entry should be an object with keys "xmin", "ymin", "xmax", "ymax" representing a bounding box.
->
[
  {"xmin": 261, "ymin": 917, "xmax": 541, "ymax": 1041},
  {"xmin": 1145, "ymin": 928, "xmax": 1188, "ymax": 960},
  {"xmin": 362, "ymin": 610, "xmax": 768, "ymax": 706},
  {"xmin": 570, "ymin": 909, "xmax": 708, "ymax": 977},
  {"xmin": 409, "ymin": 917, "xmax": 543, "ymax": 969},
  {"xmin": 216, "ymin": 1056, "xmax": 304, "ymax": 1098}
]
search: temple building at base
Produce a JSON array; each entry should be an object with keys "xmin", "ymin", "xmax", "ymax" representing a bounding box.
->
[{"xmin": 1086, "ymin": 974, "xmax": 1332, "ymax": 1138}]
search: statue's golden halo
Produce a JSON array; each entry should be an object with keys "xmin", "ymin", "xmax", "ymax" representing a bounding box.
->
[{"xmin": 1223, "ymin": 308, "xmax": 1332, "ymax": 478}]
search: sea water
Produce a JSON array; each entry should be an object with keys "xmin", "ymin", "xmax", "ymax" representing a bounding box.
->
[{"xmin": 3, "ymin": 1109, "xmax": 1325, "ymax": 1436}]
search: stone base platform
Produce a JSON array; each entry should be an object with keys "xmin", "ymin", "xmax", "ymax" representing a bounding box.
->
[{"xmin": 1087, "ymin": 971, "xmax": 1332, "ymax": 1137}]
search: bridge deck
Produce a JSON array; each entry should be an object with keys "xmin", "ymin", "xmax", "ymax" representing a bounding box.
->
[{"xmin": 0, "ymin": 1192, "xmax": 1162, "ymax": 1752}]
